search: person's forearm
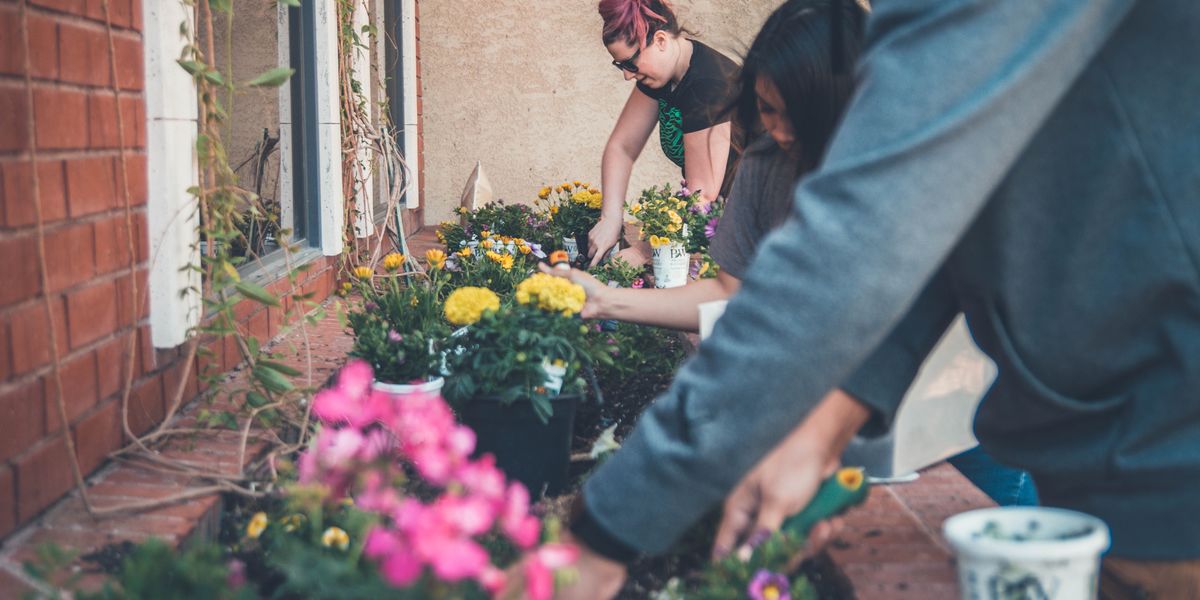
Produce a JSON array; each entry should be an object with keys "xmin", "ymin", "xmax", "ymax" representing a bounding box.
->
[
  {"xmin": 595, "ymin": 278, "xmax": 733, "ymax": 332},
  {"xmin": 794, "ymin": 389, "xmax": 872, "ymax": 461},
  {"xmin": 600, "ymin": 143, "xmax": 637, "ymax": 220}
]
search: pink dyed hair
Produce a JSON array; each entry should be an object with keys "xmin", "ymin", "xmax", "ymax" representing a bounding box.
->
[{"xmin": 598, "ymin": 0, "xmax": 679, "ymax": 46}]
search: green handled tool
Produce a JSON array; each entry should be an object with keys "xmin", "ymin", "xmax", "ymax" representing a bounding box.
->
[{"xmin": 781, "ymin": 467, "xmax": 870, "ymax": 537}]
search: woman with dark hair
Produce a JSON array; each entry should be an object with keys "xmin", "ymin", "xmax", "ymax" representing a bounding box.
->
[
  {"xmin": 549, "ymin": 0, "xmax": 863, "ymax": 331},
  {"xmin": 586, "ymin": 0, "xmax": 740, "ymax": 267}
]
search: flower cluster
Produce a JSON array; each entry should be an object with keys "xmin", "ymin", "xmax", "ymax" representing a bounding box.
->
[
  {"xmin": 540, "ymin": 180, "xmax": 603, "ymax": 240},
  {"xmin": 301, "ymin": 361, "xmax": 577, "ymax": 597},
  {"xmin": 515, "ymin": 273, "xmax": 586, "ymax": 316},
  {"xmin": 628, "ymin": 181, "xmax": 723, "ymax": 252},
  {"xmin": 444, "ymin": 286, "xmax": 501, "ymax": 326}
]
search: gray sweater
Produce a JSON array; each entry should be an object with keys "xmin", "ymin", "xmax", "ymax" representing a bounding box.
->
[{"xmin": 580, "ymin": 0, "xmax": 1200, "ymax": 560}]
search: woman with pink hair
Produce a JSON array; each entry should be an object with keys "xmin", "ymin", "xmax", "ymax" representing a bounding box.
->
[{"xmin": 586, "ymin": 0, "xmax": 740, "ymax": 267}]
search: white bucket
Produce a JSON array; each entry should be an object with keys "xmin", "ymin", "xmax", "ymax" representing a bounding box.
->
[
  {"xmin": 371, "ymin": 376, "xmax": 445, "ymax": 395},
  {"xmin": 651, "ymin": 241, "xmax": 689, "ymax": 288},
  {"xmin": 943, "ymin": 507, "xmax": 1110, "ymax": 600}
]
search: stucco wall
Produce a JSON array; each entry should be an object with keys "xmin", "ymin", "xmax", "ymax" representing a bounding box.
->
[{"xmin": 419, "ymin": 0, "xmax": 781, "ymax": 224}]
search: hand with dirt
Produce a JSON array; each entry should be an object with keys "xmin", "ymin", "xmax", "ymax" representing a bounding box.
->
[{"xmin": 712, "ymin": 389, "xmax": 871, "ymax": 562}]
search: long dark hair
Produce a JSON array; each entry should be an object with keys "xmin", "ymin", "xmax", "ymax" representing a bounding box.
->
[{"xmin": 733, "ymin": 0, "xmax": 865, "ymax": 171}]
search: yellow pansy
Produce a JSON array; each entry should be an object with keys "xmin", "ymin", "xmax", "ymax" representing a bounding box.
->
[
  {"xmin": 247, "ymin": 512, "xmax": 268, "ymax": 539},
  {"xmin": 322, "ymin": 527, "xmax": 350, "ymax": 551}
]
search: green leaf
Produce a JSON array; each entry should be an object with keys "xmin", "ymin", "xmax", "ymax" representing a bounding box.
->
[
  {"xmin": 253, "ymin": 365, "xmax": 294, "ymax": 393},
  {"xmin": 235, "ymin": 281, "xmax": 280, "ymax": 307},
  {"xmin": 258, "ymin": 360, "xmax": 302, "ymax": 377},
  {"xmin": 221, "ymin": 261, "xmax": 241, "ymax": 283},
  {"xmin": 245, "ymin": 67, "xmax": 295, "ymax": 88},
  {"xmin": 177, "ymin": 59, "xmax": 205, "ymax": 76},
  {"xmin": 246, "ymin": 391, "xmax": 270, "ymax": 408},
  {"xmin": 202, "ymin": 69, "xmax": 225, "ymax": 86}
]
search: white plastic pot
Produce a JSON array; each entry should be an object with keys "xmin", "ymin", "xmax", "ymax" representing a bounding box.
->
[
  {"xmin": 540, "ymin": 359, "xmax": 567, "ymax": 395},
  {"xmin": 371, "ymin": 376, "xmax": 445, "ymax": 395},
  {"xmin": 943, "ymin": 507, "xmax": 1110, "ymax": 600},
  {"xmin": 651, "ymin": 241, "xmax": 689, "ymax": 288},
  {"xmin": 563, "ymin": 237, "xmax": 580, "ymax": 262}
]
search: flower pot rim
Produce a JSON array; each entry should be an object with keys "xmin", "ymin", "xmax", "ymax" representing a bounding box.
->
[{"xmin": 943, "ymin": 506, "xmax": 1110, "ymax": 560}]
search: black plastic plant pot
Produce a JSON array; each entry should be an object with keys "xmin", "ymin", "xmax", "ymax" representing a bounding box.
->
[{"xmin": 459, "ymin": 393, "xmax": 580, "ymax": 497}]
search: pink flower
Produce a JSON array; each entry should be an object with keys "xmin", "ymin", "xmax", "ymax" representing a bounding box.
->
[
  {"xmin": 478, "ymin": 566, "xmax": 508, "ymax": 596},
  {"xmin": 501, "ymin": 483, "xmax": 541, "ymax": 549},
  {"xmin": 434, "ymin": 494, "xmax": 496, "ymax": 537},
  {"xmin": 631, "ymin": 277, "xmax": 644, "ymax": 289},
  {"xmin": 704, "ymin": 217, "xmax": 719, "ymax": 239},
  {"xmin": 365, "ymin": 529, "xmax": 423, "ymax": 586},
  {"xmin": 748, "ymin": 569, "xmax": 791, "ymax": 600},
  {"xmin": 226, "ymin": 559, "xmax": 246, "ymax": 589},
  {"xmin": 313, "ymin": 363, "xmax": 390, "ymax": 427},
  {"xmin": 523, "ymin": 544, "xmax": 579, "ymax": 600},
  {"xmin": 458, "ymin": 455, "xmax": 507, "ymax": 502},
  {"xmin": 428, "ymin": 538, "xmax": 490, "ymax": 581}
]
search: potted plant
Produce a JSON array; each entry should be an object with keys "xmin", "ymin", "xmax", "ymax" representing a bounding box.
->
[
  {"xmin": 440, "ymin": 230, "xmax": 540, "ymax": 297},
  {"xmin": 943, "ymin": 507, "xmax": 1110, "ymax": 600},
  {"xmin": 440, "ymin": 274, "xmax": 593, "ymax": 495},
  {"xmin": 540, "ymin": 181, "xmax": 612, "ymax": 263},
  {"xmin": 347, "ymin": 252, "xmax": 451, "ymax": 394},
  {"xmin": 627, "ymin": 183, "xmax": 722, "ymax": 288}
]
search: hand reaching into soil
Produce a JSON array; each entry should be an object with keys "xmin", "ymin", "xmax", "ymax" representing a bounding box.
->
[
  {"xmin": 712, "ymin": 389, "xmax": 871, "ymax": 562},
  {"xmin": 588, "ymin": 217, "xmax": 623, "ymax": 268}
]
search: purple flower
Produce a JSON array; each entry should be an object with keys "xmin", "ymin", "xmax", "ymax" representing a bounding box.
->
[
  {"xmin": 631, "ymin": 277, "xmax": 644, "ymax": 289},
  {"xmin": 365, "ymin": 301, "xmax": 379, "ymax": 312},
  {"xmin": 388, "ymin": 330, "xmax": 404, "ymax": 343},
  {"xmin": 748, "ymin": 570, "xmax": 790, "ymax": 600},
  {"xmin": 529, "ymin": 243, "xmax": 547, "ymax": 259},
  {"xmin": 679, "ymin": 179, "xmax": 691, "ymax": 196},
  {"xmin": 704, "ymin": 217, "xmax": 719, "ymax": 239}
]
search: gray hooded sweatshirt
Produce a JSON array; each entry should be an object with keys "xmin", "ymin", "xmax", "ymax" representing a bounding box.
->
[{"xmin": 577, "ymin": 0, "xmax": 1200, "ymax": 560}]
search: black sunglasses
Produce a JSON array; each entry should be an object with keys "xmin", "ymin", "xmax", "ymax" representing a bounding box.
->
[{"xmin": 611, "ymin": 47, "xmax": 642, "ymax": 73}]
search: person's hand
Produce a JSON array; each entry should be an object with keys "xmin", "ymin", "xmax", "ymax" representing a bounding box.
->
[
  {"xmin": 538, "ymin": 262, "xmax": 609, "ymax": 320},
  {"xmin": 499, "ymin": 533, "xmax": 627, "ymax": 600},
  {"xmin": 712, "ymin": 423, "xmax": 843, "ymax": 563},
  {"xmin": 613, "ymin": 242, "xmax": 649, "ymax": 268},
  {"xmin": 588, "ymin": 217, "xmax": 623, "ymax": 268}
]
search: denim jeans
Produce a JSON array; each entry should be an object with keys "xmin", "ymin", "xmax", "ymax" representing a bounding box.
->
[{"xmin": 948, "ymin": 446, "xmax": 1039, "ymax": 506}]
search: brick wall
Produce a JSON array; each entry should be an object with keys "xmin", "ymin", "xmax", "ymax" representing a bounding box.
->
[{"xmin": 0, "ymin": 0, "xmax": 340, "ymax": 540}]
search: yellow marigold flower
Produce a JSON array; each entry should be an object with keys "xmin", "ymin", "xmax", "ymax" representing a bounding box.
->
[
  {"xmin": 587, "ymin": 187, "xmax": 599, "ymax": 194},
  {"xmin": 382, "ymin": 252, "xmax": 405, "ymax": 272},
  {"xmin": 445, "ymin": 287, "xmax": 501, "ymax": 325},
  {"xmin": 550, "ymin": 205, "xmax": 559, "ymax": 216},
  {"xmin": 586, "ymin": 192, "xmax": 603, "ymax": 210},
  {"xmin": 573, "ymin": 180, "xmax": 582, "ymax": 188},
  {"xmin": 247, "ymin": 512, "xmax": 268, "ymax": 539},
  {"xmin": 457, "ymin": 246, "xmax": 473, "ymax": 257},
  {"xmin": 322, "ymin": 527, "xmax": 350, "ymax": 551},
  {"xmin": 481, "ymin": 238, "xmax": 494, "ymax": 249},
  {"xmin": 352, "ymin": 266, "xmax": 373, "ymax": 280},
  {"xmin": 499, "ymin": 254, "xmax": 515, "ymax": 271},
  {"xmin": 538, "ymin": 186, "xmax": 551, "ymax": 200},
  {"xmin": 425, "ymin": 248, "xmax": 447, "ymax": 269},
  {"xmin": 548, "ymin": 250, "xmax": 570, "ymax": 265},
  {"xmin": 515, "ymin": 273, "xmax": 586, "ymax": 316}
]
